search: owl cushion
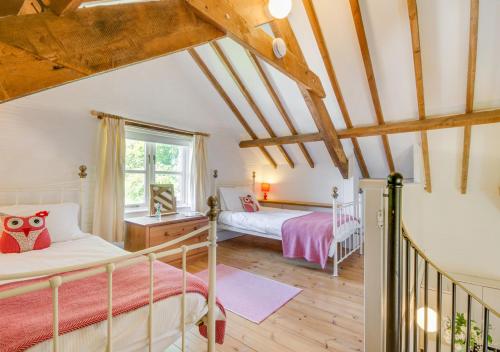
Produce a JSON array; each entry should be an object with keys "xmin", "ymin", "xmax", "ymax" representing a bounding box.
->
[
  {"xmin": 239, "ymin": 195, "xmax": 260, "ymax": 213},
  {"xmin": 0, "ymin": 211, "xmax": 51, "ymax": 253}
]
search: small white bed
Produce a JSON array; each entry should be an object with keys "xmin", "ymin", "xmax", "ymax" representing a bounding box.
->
[
  {"xmin": 0, "ymin": 234, "xmax": 212, "ymax": 352},
  {"xmin": 216, "ymin": 182, "xmax": 363, "ymax": 276}
]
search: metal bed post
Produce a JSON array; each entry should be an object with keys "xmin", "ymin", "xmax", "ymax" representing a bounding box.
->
[
  {"xmin": 78, "ymin": 165, "xmax": 88, "ymax": 231},
  {"xmin": 332, "ymin": 186, "xmax": 339, "ymax": 277},
  {"xmin": 206, "ymin": 196, "xmax": 219, "ymax": 352}
]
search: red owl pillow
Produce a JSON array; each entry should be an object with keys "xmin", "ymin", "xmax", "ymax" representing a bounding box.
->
[
  {"xmin": 0, "ymin": 211, "xmax": 51, "ymax": 253},
  {"xmin": 239, "ymin": 195, "xmax": 260, "ymax": 213}
]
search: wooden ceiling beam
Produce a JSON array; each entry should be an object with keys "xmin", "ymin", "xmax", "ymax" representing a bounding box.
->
[
  {"xmin": 211, "ymin": 41, "xmax": 295, "ymax": 168},
  {"xmin": 302, "ymin": 0, "xmax": 369, "ymax": 178},
  {"xmin": 240, "ymin": 133, "xmax": 323, "ymax": 148},
  {"xmin": 407, "ymin": 0, "xmax": 432, "ymax": 193},
  {"xmin": 0, "ymin": 0, "xmax": 224, "ymax": 103},
  {"xmin": 247, "ymin": 51, "xmax": 315, "ymax": 168},
  {"xmin": 50, "ymin": 0, "xmax": 83, "ymax": 15},
  {"xmin": 239, "ymin": 109, "xmax": 500, "ymax": 147},
  {"xmin": 230, "ymin": 0, "xmax": 273, "ymax": 27},
  {"xmin": 461, "ymin": 0, "xmax": 480, "ymax": 194},
  {"xmin": 185, "ymin": 0, "xmax": 326, "ymax": 98},
  {"xmin": 349, "ymin": 0, "xmax": 395, "ymax": 173},
  {"xmin": 188, "ymin": 48, "xmax": 277, "ymax": 168},
  {"xmin": 270, "ymin": 19, "xmax": 349, "ymax": 178}
]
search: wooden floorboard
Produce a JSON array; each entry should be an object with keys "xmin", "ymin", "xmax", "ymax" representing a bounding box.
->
[{"xmin": 182, "ymin": 235, "xmax": 364, "ymax": 352}]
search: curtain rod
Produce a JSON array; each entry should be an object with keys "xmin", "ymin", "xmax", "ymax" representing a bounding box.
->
[{"xmin": 90, "ymin": 110, "xmax": 210, "ymax": 137}]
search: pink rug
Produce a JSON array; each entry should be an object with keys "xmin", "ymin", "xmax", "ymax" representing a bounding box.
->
[{"xmin": 195, "ymin": 264, "xmax": 302, "ymax": 324}]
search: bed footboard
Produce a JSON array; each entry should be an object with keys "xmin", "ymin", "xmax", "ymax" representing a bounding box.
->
[
  {"xmin": 0, "ymin": 197, "xmax": 221, "ymax": 352},
  {"xmin": 332, "ymin": 187, "xmax": 363, "ymax": 277}
]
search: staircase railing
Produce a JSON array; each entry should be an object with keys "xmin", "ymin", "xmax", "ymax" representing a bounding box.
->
[{"xmin": 385, "ymin": 173, "xmax": 500, "ymax": 352}]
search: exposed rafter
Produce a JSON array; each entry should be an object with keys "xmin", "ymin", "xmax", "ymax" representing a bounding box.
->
[
  {"xmin": 301, "ymin": 0, "xmax": 369, "ymax": 178},
  {"xmin": 239, "ymin": 109, "xmax": 500, "ymax": 147},
  {"xmin": 407, "ymin": 0, "xmax": 432, "ymax": 193},
  {"xmin": 0, "ymin": 0, "xmax": 224, "ymax": 103},
  {"xmin": 188, "ymin": 48, "xmax": 277, "ymax": 168},
  {"xmin": 185, "ymin": 0, "xmax": 326, "ymax": 98},
  {"xmin": 461, "ymin": 0, "xmax": 480, "ymax": 194},
  {"xmin": 270, "ymin": 19, "xmax": 349, "ymax": 178},
  {"xmin": 211, "ymin": 41, "xmax": 295, "ymax": 168},
  {"xmin": 349, "ymin": 0, "xmax": 395, "ymax": 172},
  {"xmin": 247, "ymin": 51, "xmax": 315, "ymax": 168},
  {"xmin": 50, "ymin": 0, "xmax": 83, "ymax": 15}
]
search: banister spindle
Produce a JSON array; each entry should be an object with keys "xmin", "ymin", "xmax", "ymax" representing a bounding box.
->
[
  {"xmin": 405, "ymin": 239, "xmax": 410, "ymax": 352},
  {"xmin": 436, "ymin": 272, "xmax": 442, "ymax": 352},
  {"xmin": 424, "ymin": 261, "xmax": 429, "ymax": 352},
  {"xmin": 483, "ymin": 307, "xmax": 490, "ymax": 352},
  {"xmin": 413, "ymin": 249, "xmax": 419, "ymax": 352},
  {"xmin": 386, "ymin": 173, "xmax": 404, "ymax": 352},
  {"xmin": 466, "ymin": 295, "xmax": 472, "ymax": 352},
  {"xmin": 451, "ymin": 283, "xmax": 457, "ymax": 352}
]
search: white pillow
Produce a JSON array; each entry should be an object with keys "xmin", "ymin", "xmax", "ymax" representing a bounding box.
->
[
  {"xmin": 0, "ymin": 203, "xmax": 83, "ymax": 243},
  {"xmin": 219, "ymin": 186, "xmax": 259, "ymax": 212}
]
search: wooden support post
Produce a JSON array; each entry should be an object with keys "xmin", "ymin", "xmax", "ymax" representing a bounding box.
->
[
  {"xmin": 349, "ymin": 0, "xmax": 395, "ymax": 173},
  {"xmin": 302, "ymin": 0, "xmax": 369, "ymax": 177},
  {"xmin": 407, "ymin": 0, "xmax": 432, "ymax": 192},
  {"xmin": 461, "ymin": 0, "xmax": 480, "ymax": 194}
]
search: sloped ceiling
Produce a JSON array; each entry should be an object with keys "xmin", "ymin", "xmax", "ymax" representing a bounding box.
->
[{"xmin": 3, "ymin": 0, "xmax": 499, "ymax": 180}]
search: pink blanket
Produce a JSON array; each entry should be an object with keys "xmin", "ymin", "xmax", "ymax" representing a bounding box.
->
[
  {"xmin": 282, "ymin": 212, "xmax": 354, "ymax": 269},
  {"xmin": 0, "ymin": 261, "xmax": 226, "ymax": 352}
]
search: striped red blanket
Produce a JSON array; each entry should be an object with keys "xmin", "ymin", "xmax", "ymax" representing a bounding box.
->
[{"xmin": 0, "ymin": 261, "xmax": 225, "ymax": 352}]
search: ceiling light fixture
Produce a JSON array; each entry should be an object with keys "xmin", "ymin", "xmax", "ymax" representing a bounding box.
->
[{"xmin": 268, "ymin": 0, "xmax": 292, "ymax": 19}]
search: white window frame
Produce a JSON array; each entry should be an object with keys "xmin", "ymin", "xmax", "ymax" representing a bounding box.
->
[{"xmin": 124, "ymin": 127, "xmax": 192, "ymax": 211}]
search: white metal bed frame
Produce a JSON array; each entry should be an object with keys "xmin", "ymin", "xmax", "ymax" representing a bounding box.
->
[
  {"xmin": 0, "ymin": 166, "xmax": 219, "ymax": 352},
  {"xmin": 214, "ymin": 171, "xmax": 363, "ymax": 277}
]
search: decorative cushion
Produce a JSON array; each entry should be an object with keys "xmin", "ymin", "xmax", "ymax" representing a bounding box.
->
[
  {"xmin": 0, "ymin": 203, "xmax": 83, "ymax": 243},
  {"xmin": 219, "ymin": 186, "xmax": 259, "ymax": 212},
  {"xmin": 239, "ymin": 195, "xmax": 260, "ymax": 213},
  {"xmin": 0, "ymin": 211, "xmax": 51, "ymax": 253}
]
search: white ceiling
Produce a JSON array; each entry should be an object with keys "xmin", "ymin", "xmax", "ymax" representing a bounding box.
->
[{"xmin": 3, "ymin": 0, "xmax": 499, "ymax": 179}]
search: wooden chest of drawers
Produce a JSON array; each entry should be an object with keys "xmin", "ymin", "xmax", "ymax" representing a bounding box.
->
[{"xmin": 125, "ymin": 214, "xmax": 209, "ymax": 265}]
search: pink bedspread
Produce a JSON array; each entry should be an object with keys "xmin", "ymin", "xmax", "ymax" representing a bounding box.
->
[
  {"xmin": 0, "ymin": 261, "xmax": 226, "ymax": 352},
  {"xmin": 282, "ymin": 212, "xmax": 354, "ymax": 269}
]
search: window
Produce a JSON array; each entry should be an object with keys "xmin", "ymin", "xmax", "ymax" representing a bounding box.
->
[{"xmin": 125, "ymin": 127, "xmax": 192, "ymax": 211}]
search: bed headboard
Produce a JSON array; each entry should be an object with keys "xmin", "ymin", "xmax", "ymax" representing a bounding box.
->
[{"xmin": 0, "ymin": 165, "xmax": 90, "ymax": 231}]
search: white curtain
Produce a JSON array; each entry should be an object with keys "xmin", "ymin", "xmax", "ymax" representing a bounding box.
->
[
  {"xmin": 93, "ymin": 117, "xmax": 126, "ymax": 242},
  {"xmin": 189, "ymin": 135, "xmax": 209, "ymax": 213}
]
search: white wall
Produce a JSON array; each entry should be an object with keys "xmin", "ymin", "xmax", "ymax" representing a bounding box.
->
[
  {"xmin": 403, "ymin": 124, "xmax": 500, "ymax": 281},
  {"xmin": 0, "ymin": 51, "xmax": 261, "ymax": 198}
]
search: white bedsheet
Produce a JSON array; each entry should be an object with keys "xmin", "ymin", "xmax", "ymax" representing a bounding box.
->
[
  {"xmin": 218, "ymin": 206, "xmax": 311, "ymax": 237},
  {"xmin": 0, "ymin": 234, "xmax": 211, "ymax": 352}
]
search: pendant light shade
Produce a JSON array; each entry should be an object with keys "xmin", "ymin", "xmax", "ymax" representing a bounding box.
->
[{"xmin": 268, "ymin": 0, "xmax": 293, "ymax": 19}]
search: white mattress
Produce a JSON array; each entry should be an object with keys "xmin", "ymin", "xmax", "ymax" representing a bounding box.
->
[
  {"xmin": 0, "ymin": 235, "xmax": 212, "ymax": 352},
  {"xmin": 218, "ymin": 206, "xmax": 311, "ymax": 237}
]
